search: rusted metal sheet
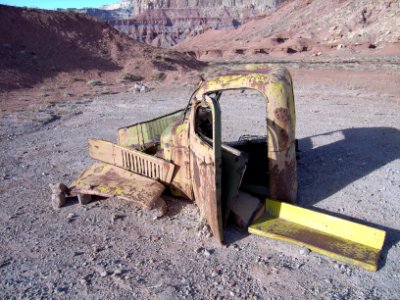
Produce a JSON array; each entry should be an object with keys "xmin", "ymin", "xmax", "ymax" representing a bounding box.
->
[
  {"xmin": 220, "ymin": 143, "xmax": 248, "ymax": 223},
  {"xmin": 88, "ymin": 139, "xmax": 175, "ymax": 185},
  {"xmin": 229, "ymin": 191, "xmax": 263, "ymax": 228},
  {"xmin": 117, "ymin": 109, "xmax": 184, "ymax": 149},
  {"xmin": 71, "ymin": 163, "xmax": 165, "ymax": 209},
  {"xmin": 189, "ymin": 95, "xmax": 223, "ymax": 242},
  {"xmin": 160, "ymin": 120, "xmax": 193, "ymax": 199},
  {"xmin": 249, "ymin": 199, "xmax": 386, "ymax": 271},
  {"xmin": 195, "ymin": 66, "xmax": 297, "ymax": 203}
]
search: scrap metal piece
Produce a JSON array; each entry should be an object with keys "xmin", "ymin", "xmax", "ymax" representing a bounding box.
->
[
  {"xmin": 219, "ymin": 143, "xmax": 248, "ymax": 224},
  {"xmin": 88, "ymin": 139, "xmax": 175, "ymax": 185},
  {"xmin": 117, "ymin": 109, "xmax": 184, "ymax": 149},
  {"xmin": 229, "ymin": 191, "xmax": 263, "ymax": 228},
  {"xmin": 71, "ymin": 163, "xmax": 165, "ymax": 209},
  {"xmin": 249, "ymin": 199, "xmax": 386, "ymax": 271}
]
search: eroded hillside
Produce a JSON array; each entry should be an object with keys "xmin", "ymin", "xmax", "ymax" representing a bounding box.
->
[
  {"xmin": 0, "ymin": 5, "xmax": 204, "ymax": 111},
  {"xmin": 175, "ymin": 0, "xmax": 400, "ymax": 59}
]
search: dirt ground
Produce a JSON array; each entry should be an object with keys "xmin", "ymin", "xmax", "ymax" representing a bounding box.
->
[{"xmin": 0, "ymin": 62, "xmax": 399, "ymax": 299}]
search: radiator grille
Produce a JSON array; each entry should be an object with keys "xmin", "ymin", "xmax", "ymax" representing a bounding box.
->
[{"xmin": 121, "ymin": 149, "xmax": 164, "ymax": 181}]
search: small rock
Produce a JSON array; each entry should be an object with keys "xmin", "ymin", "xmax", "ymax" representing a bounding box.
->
[
  {"xmin": 96, "ymin": 266, "xmax": 108, "ymax": 277},
  {"xmin": 299, "ymin": 248, "xmax": 310, "ymax": 255},
  {"xmin": 111, "ymin": 213, "xmax": 125, "ymax": 223},
  {"xmin": 112, "ymin": 276, "xmax": 132, "ymax": 291},
  {"xmin": 295, "ymin": 262, "xmax": 304, "ymax": 269},
  {"xmin": 67, "ymin": 213, "xmax": 76, "ymax": 222},
  {"xmin": 130, "ymin": 83, "xmax": 151, "ymax": 93},
  {"xmin": 80, "ymin": 277, "xmax": 88, "ymax": 285},
  {"xmin": 86, "ymin": 79, "xmax": 103, "ymax": 86},
  {"xmin": 113, "ymin": 269, "xmax": 123, "ymax": 276},
  {"xmin": 0, "ymin": 258, "xmax": 12, "ymax": 269},
  {"xmin": 55, "ymin": 287, "xmax": 67, "ymax": 294},
  {"xmin": 73, "ymin": 251, "xmax": 84, "ymax": 257},
  {"xmin": 50, "ymin": 183, "xmax": 69, "ymax": 209},
  {"xmin": 100, "ymin": 270, "xmax": 107, "ymax": 277},
  {"xmin": 195, "ymin": 247, "xmax": 204, "ymax": 253},
  {"xmin": 203, "ymin": 249, "xmax": 211, "ymax": 257},
  {"xmin": 337, "ymin": 44, "xmax": 345, "ymax": 49},
  {"xmin": 232, "ymin": 244, "xmax": 241, "ymax": 251}
]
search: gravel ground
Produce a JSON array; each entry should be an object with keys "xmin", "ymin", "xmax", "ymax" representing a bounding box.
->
[{"xmin": 0, "ymin": 65, "xmax": 399, "ymax": 299}]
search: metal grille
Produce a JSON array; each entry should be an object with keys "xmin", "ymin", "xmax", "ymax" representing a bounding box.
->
[{"xmin": 121, "ymin": 149, "xmax": 163, "ymax": 181}]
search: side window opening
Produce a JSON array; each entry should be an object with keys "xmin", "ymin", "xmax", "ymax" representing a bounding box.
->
[
  {"xmin": 195, "ymin": 105, "xmax": 213, "ymax": 140},
  {"xmin": 207, "ymin": 89, "xmax": 270, "ymax": 229},
  {"xmin": 217, "ymin": 89, "xmax": 269, "ymax": 197}
]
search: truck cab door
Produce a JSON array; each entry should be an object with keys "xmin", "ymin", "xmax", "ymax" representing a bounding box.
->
[{"xmin": 189, "ymin": 95, "xmax": 223, "ymax": 242}]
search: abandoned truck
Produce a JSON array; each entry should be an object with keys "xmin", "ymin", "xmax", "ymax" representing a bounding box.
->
[{"xmin": 52, "ymin": 65, "xmax": 385, "ymax": 271}]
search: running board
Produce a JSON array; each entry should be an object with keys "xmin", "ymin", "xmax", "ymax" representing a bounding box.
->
[{"xmin": 248, "ymin": 199, "xmax": 386, "ymax": 271}]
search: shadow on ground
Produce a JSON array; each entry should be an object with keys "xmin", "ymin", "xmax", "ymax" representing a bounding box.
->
[
  {"xmin": 297, "ymin": 127, "xmax": 400, "ymax": 206},
  {"xmin": 296, "ymin": 126, "xmax": 400, "ymax": 269}
]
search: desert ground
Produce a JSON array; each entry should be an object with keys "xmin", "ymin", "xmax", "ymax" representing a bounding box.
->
[
  {"xmin": 1, "ymin": 1, "xmax": 400, "ymax": 299},
  {"xmin": 1, "ymin": 60, "xmax": 399, "ymax": 299}
]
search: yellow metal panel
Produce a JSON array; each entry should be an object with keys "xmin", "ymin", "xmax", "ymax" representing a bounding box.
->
[
  {"xmin": 88, "ymin": 139, "xmax": 175, "ymax": 185},
  {"xmin": 249, "ymin": 199, "xmax": 386, "ymax": 271},
  {"xmin": 264, "ymin": 200, "xmax": 385, "ymax": 249},
  {"xmin": 160, "ymin": 121, "xmax": 193, "ymax": 199},
  {"xmin": 117, "ymin": 110, "xmax": 184, "ymax": 147},
  {"xmin": 71, "ymin": 163, "xmax": 165, "ymax": 209}
]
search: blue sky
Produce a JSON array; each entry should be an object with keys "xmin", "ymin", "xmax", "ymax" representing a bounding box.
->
[{"xmin": 0, "ymin": 0, "xmax": 116, "ymax": 9}]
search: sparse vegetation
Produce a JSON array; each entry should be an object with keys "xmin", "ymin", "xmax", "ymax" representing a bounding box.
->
[
  {"xmin": 118, "ymin": 73, "xmax": 144, "ymax": 83},
  {"xmin": 152, "ymin": 71, "xmax": 166, "ymax": 81},
  {"xmin": 71, "ymin": 77, "xmax": 85, "ymax": 82},
  {"xmin": 154, "ymin": 54, "xmax": 171, "ymax": 62},
  {"xmin": 86, "ymin": 79, "xmax": 103, "ymax": 86},
  {"xmin": 63, "ymin": 92, "xmax": 73, "ymax": 97}
]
